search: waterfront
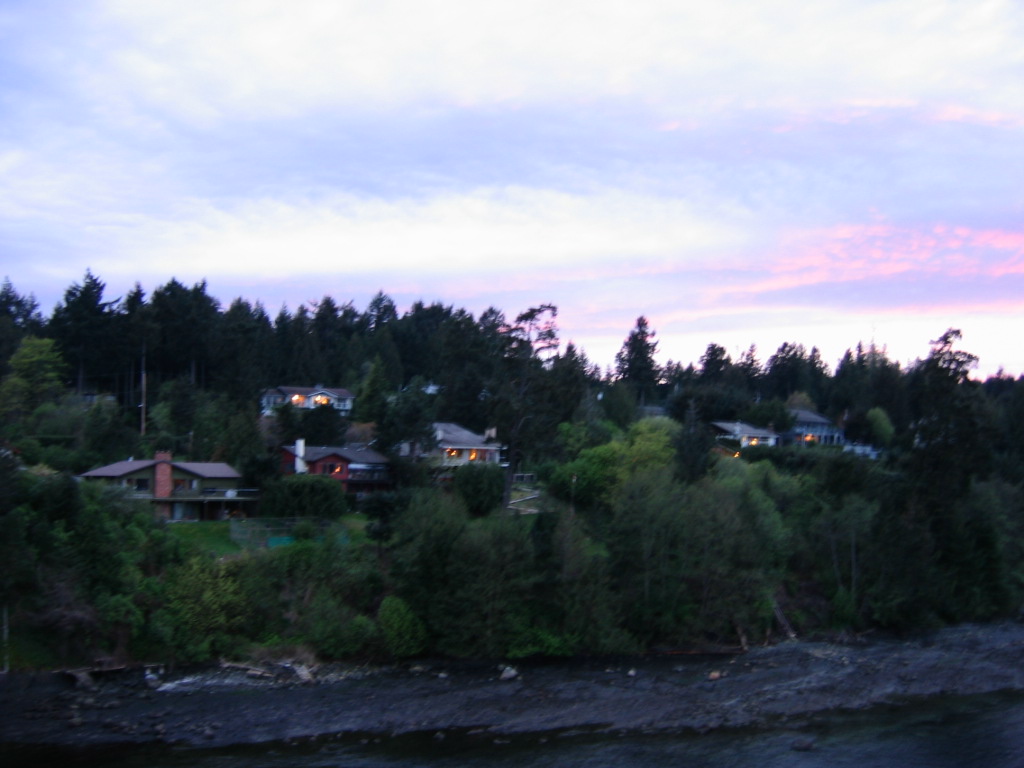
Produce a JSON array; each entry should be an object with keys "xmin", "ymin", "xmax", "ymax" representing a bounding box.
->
[
  {"xmin": 5, "ymin": 624, "xmax": 1024, "ymax": 767},
  {"xmin": 7, "ymin": 691, "xmax": 1024, "ymax": 768}
]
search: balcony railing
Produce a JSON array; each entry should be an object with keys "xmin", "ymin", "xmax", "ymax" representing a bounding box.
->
[
  {"xmin": 123, "ymin": 487, "xmax": 259, "ymax": 501},
  {"xmin": 171, "ymin": 487, "xmax": 260, "ymax": 500}
]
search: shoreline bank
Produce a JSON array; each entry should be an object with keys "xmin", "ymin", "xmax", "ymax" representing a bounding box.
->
[{"xmin": 3, "ymin": 622, "xmax": 1024, "ymax": 753}]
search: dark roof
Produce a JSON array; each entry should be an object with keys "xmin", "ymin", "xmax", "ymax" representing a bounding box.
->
[
  {"xmin": 80, "ymin": 459, "xmax": 156, "ymax": 478},
  {"xmin": 80, "ymin": 459, "xmax": 240, "ymax": 479},
  {"xmin": 789, "ymin": 409, "xmax": 835, "ymax": 426},
  {"xmin": 174, "ymin": 462, "xmax": 241, "ymax": 479},
  {"xmin": 284, "ymin": 443, "xmax": 390, "ymax": 465}
]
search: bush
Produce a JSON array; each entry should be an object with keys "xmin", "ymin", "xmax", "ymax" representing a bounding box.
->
[
  {"xmin": 259, "ymin": 475, "xmax": 348, "ymax": 518},
  {"xmin": 307, "ymin": 590, "xmax": 379, "ymax": 658},
  {"xmin": 453, "ymin": 463, "xmax": 505, "ymax": 517},
  {"xmin": 377, "ymin": 595, "xmax": 427, "ymax": 658}
]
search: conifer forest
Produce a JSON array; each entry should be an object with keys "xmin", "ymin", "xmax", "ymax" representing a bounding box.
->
[{"xmin": 2, "ymin": 271, "xmax": 1024, "ymax": 667}]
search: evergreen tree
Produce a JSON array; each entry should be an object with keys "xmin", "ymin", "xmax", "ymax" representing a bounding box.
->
[
  {"xmin": 615, "ymin": 316, "xmax": 659, "ymax": 405},
  {"xmin": 148, "ymin": 279, "xmax": 220, "ymax": 387},
  {"xmin": 0, "ymin": 337, "xmax": 67, "ymax": 424},
  {"xmin": 48, "ymin": 270, "xmax": 118, "ymax": 394},
  {"xmin": 698, "ymin": 343, "xmax": 732, "ymax": 384},
  {"xmin": 354, "ymin": 356, "xmax": 391, "ymax": 424},
  {"xmin": 904, "ymin": 330, "xmax": 1005, "ymax": 620},
  {"xmin": 0, "ymin": 278, "xmax": 44, "ymax": 377}
]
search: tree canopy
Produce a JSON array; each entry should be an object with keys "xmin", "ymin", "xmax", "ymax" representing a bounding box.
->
[{"xmin": 3, "ymin": 273, "xmax": 1024, "ymax": 667}]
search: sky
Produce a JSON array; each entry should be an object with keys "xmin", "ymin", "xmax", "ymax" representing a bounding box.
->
[{"xmin": 1, "ymin": 0, "xmax": 1023, "ymax": 379}]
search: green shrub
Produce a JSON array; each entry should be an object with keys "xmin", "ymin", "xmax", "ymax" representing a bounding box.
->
[
  {"xmin": 377, "ymin": 595, "xmax": 427, "ymax": 658},
  {"xmin": 307, "ymin": 590, "xmax": 379, "ymax": 658},
  {"xmin": 453, "ymin": 463, "xmax": 505, "ymax": 517}
]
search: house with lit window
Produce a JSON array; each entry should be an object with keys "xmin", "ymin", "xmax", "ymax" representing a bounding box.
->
[
  {"xmin": 281, "ymin": 439, "xmax": 392, "ymax": 496},
  {"xmin": 711, "ymin": 420, "xmax": 780, "ymax": 449},
  {"xmin": 398, "ymin": 422, "xmax": 504, "ymax": 468},
  {"xmin": 260, "ymin": 386, "xmax": 355, "ymax": 417},
  {"xmin": 79, "ymin": 452, "xmax": 258, "ymax": 520},
  {"xmin": 784, "ymin": 409, "xmax": 845, "ymax": 446}
]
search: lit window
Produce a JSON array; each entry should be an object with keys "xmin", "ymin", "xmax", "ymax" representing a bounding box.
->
[
  {"xmin": 291, "ymin": 394, "xmax": 305, "ymax": 406},
  {"xmin": 313, "ymin": 394, "xmax": 330, "ymax": 406},
  {"xmin": 469, "ymin": 450, "xmax": 478, "ymax": 461}
]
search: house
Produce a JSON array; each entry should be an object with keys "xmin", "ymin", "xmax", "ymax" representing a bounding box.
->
[
  {"xmin": 399, "ymin": 422, "xmax": 504, "ymax": 468},
  {"xmin": 281, "ymin": 439, "xmax": 392, "ymax": 496},
  {"xmin": 260, "ymin": 385, "xmax": 355, "ymax": 417},
  {"xmin": 79, "ymin": 452, "xmax": 257, "ymax": 521},
  {"xmin": 711, "ymin": 420, "xmax": 780, "ymax": 448},
  {"xmin": 843, "ymin": 442, "xmax": 880, "ymax": 460},
  {"xmin": 785, "ymin": 408, "xmax": 845, "ymax": 446}
]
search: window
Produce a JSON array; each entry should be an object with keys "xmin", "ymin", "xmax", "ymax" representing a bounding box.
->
[{"xmin": 134, "ymin": 478, "xmax": 150, "ymax": 491}]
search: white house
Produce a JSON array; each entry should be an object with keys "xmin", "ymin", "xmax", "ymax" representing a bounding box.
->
[
  {"xmin": 400, "ymin": 422, "xmax": 504, "ymax": 467},
  {"xmin": 711, "ymin": 420, "xmax": 780, "ymax": 448},
  {"xmin": 786, "ymin": 408, "xmax": 845, "ymax": 446},
  {"xmin": 260, "ymin": 385, "xmax": 355, "ymax": 417}
]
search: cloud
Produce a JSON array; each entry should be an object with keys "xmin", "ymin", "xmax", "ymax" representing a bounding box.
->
[
  {"xmin": 3, "ymin": 1, "xmax": 1024, "ymax": 379},
  {"xmin": 84, "ymin": 185, "xmax": 742, "ymax": 283},
  {"xmin": 86, "ymin": 0, "xmax": 1024, "ymax": 124}
]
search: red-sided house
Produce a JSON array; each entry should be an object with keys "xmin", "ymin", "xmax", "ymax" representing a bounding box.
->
[
  {"xmin": 280, "ymin": 439, "xmax": 392, "ymax": 497},
  {"xmin": 79, "ymin": 452, "xmax": 258, "ymax": 520}
]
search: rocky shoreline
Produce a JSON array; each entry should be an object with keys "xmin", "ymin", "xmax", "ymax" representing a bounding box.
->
[{"xmin": 3, "ymin": 622, "xmax": 1024, "ymax": 754}]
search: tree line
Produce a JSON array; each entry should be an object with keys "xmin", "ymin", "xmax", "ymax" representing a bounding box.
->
[{"xmin": 2, "ymin": 271, "xmax": 1024, "ymax": 666}]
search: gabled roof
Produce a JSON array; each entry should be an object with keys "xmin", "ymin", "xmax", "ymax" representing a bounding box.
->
[
  {"xmin": 80, "ymin": 459, "xmax": 157, "ymax": 478},
  {"xmin": 284, "ymin": 443, "xmax": 390, "ymax": 465},
  {"xmin": 789, "ymin": 408, "xmax": 834, "ymax": 426},
  {"xmin": 711, "ymin": 421, "xmax": 779, "ymax": 440},
  {"xmin": 173, "ymin": 462, "xmax": 242, "ymax": 479},
  {"xmin": 433, "ymin": 422, "xmax": 495, "ymax": 448},
  {"xmin": 80, "ymin": 459, "xmax": 240, "ymax": 479}
]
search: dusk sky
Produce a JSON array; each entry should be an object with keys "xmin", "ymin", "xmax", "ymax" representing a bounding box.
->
[{"xmin": 2, "ymin": 1, "xmax": 1023, "ymax": 378}]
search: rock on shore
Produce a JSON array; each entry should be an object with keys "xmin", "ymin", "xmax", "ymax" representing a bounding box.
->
[{"xmin": 3, "ymin": 622, "xmax": 1024, "ymax": 751}]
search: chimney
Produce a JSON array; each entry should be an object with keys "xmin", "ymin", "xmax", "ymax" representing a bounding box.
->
[
  {"xmin": 154, "ymin": 451, "xmax": 173, "ymax": 499},
  {"xmin": 295, "ymin": 439, "xmax": 307, "ymax": 474}
]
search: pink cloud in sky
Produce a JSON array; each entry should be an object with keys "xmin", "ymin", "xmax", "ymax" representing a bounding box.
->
[
  {"xmin": 930, "ymin": 105, "xmax": 1024, "ymax": 129},
  {"xmin": 676, "ymin": 222, "xmax": 1024, "ymax": 334},
  {"xmin": 774, "ymin": 222, "xmax": 1022, "ymax": 280}
]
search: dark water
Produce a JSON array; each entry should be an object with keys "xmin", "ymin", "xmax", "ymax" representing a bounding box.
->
[{"xmin": 8, "ymin": 693, "xmax": 1024, "ymax": 768}]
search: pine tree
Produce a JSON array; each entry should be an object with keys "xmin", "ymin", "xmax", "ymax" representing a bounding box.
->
[{"xmin": 615, "ymin": 316, "xmax": 659, "ymax": 405}]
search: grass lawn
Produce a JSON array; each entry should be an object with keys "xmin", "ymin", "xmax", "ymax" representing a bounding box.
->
[
  {"xmin": 338, "ymin": 513, "xmax": 367, "ymax": 540},
  {"xmin": 165, "ymin": 520, "xmax": 242, "ymax": 557}
]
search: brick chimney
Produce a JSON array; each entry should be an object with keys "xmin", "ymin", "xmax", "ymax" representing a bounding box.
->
[{"xmin": 154, "ymin": 451, "xmax": 173, "ymax": 499}]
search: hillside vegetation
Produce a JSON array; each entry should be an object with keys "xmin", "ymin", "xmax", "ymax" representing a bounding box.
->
[{"xmin": 2, "ymin": 274, "xmax": 1023, "ymax": 667}]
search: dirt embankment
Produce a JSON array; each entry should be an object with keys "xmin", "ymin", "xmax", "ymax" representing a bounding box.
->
[{"xmin": 3, "ymin": 622, "xmax": 1024, "ymax": 751}]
